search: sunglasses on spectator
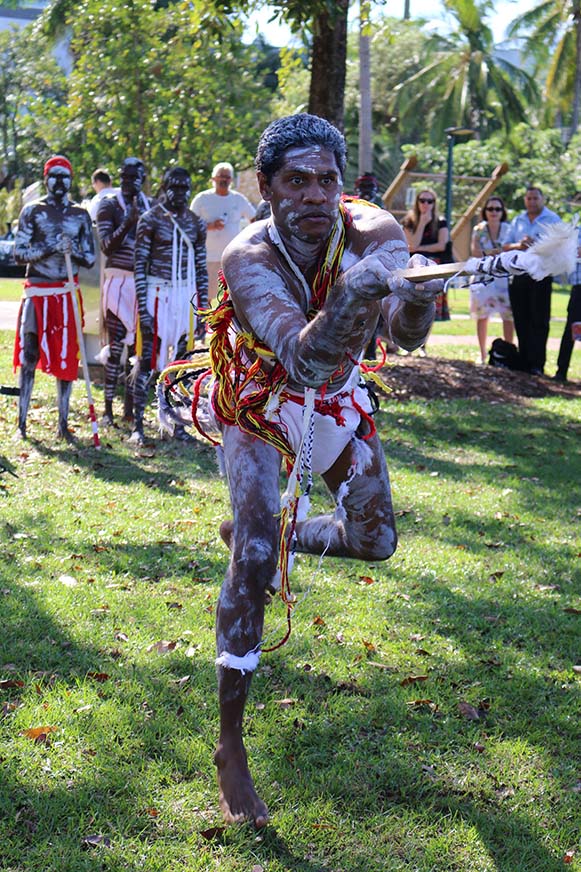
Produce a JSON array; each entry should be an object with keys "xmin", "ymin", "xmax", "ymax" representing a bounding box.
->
[
  {"xmin": 418, "ymin": 197, "xmax": 435, "ymax": 204},
  {"xmin": 486, "ymin": 206, "xmax": 502, "ymax": 212}
]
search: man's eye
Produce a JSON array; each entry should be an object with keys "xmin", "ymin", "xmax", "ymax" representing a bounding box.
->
[{"xmin": 289, "ymin": 176, "xmax": 303, "ymax": 185}]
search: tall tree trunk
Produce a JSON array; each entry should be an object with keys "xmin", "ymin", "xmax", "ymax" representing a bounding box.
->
[
  {"xmin": 308, "ymin": 0, "xmax": 349, "ymax": 130},
  {"xmin": 570, "ymin": 0, "xmax": 581, "ymax": 139},
  {"xmin": 358, "ymin": 3, "xmax": 372, "ymax": 175},
  {"xmin": 403, "ymin": 0, "xmax": 411, "ymax": 20}
]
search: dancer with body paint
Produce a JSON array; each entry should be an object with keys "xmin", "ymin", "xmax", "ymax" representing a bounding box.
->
[
  {"xmin": 132, "ymin": 167, "xmax": 209, "ymax": 444},
  {"xmin": 209, "ymin": 115, "xmax": 443, "ymax": 827},
  {"xmin": 13, "ymin": 155, "xmax": 95, "ymax": 440},
  {"xmin": 96, "ymin": 157, "xmax": 151, "ymax": 427}
]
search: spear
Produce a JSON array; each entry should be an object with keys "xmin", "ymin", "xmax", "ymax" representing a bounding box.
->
[
  {"xmin": 64, "ymin": 250, "xmax": 100, "ymax": 449},
  {"xmin": 400, "ymin": 220, "xmax": 578, "ymax": 284}
]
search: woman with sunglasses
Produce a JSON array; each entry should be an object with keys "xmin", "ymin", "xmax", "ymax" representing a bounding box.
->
[
  {"xmin": 402, "ymin": 189, "xmax": 451, "ymax": 320},
  {"xmin": 469, "ymin": 196, "xmax": 514, "ymax": 364}
]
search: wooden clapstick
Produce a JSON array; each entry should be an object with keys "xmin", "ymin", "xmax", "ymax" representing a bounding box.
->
[{"xmin": 399, "ymin": 262, "xmax": 470, "ymax": 282}]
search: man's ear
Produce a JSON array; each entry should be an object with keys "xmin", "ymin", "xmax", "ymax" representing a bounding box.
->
[{"xmin": 257, "ymin": 172, "xmax": 271, "ymax": 201}]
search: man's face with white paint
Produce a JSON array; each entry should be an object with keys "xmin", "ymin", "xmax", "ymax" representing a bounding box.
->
[
  {"xmin": 120, "ymin": 164, "xmax": 144, "ymax": 199},
  {"xmin": 46, "ymin": 168, "xmax": 71, "ymax": 200},
  {"xmin": 165, "ymin": 173, "xmax": 191, "ymax": 212},
  {"xmin": 258, "ymin": 146, "xmax": 342, "ymax": 243}
]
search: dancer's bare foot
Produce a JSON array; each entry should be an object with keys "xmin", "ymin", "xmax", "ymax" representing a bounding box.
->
[
  {"xmin": 219, "ymin": 519, "xmax": 233, "ymax": 549},
  {"xmin": 57, "ymin": 426, "xmax": 76, "ymax": 443},
  {"xmin": 215, "ymin": 742, "xmax": 268, "ymax": 828}
]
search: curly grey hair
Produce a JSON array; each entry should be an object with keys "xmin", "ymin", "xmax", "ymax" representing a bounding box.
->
[{"xmin": 255, "ymin": 114, "xmax": 347, "ymax": 182}]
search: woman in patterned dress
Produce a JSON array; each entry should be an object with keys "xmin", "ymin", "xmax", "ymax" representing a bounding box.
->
[{"xmin": 470, "ymin": 196, "xmax": 514, "ymax": 363}]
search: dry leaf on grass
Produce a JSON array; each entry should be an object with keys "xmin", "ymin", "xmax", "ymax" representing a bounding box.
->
[
  {"xmin": 81, "ymin": 834, "xmax": 111, "ymax": 849},
  {"xmin": 458, "ymin": 701, "xmax": 481, "ymax": 720},
  {"xmin": 86, "ymin": 672, "xmax": 110, "ymax": 683},
  {"xmin": 407, "ymin": 699, "xmax": 438, "ymax": 712},
  {"xmin": 275, "ymin": 698, "xmax": 296, "ymax": 708},
  {"xmin": 0, "ymin": 678, "xmax": 24, "ymax": 690},
  {"xmin": 147, "ymin": 640, "xmax": 177, "ymax": 654},
  {"xmin": 200, "ymin": 826, "xmax": 226, "ymax": 841},
  {"xmin": 400, "ymin": 674, "xmax": 428, "ymax": 687},
  {"xmin": 22, "ymin": 725, "xmax": 58, "ymax": 742}
]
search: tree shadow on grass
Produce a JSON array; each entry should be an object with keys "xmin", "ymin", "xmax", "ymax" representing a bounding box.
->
[
  {"xmin": 240, "ymin": 649, "xmax": 574, "ymax": 872},
  {"xmin": 0, "ymin": 557, "xmax": 575, "ymax": 871},
  {"xmin": 25, "ymin": 432, "xmax": 222, "ymax": 493},
  {"xmin": 381, "ymin": 400, "xmax": 579, "ymax": 524}
]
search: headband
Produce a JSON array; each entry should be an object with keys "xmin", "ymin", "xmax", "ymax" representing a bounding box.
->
[{"xmin": 44, "ymin": 156, "xmax": 73, "ymax": 177}]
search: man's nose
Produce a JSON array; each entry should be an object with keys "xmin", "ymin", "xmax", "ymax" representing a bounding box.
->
[{"xmin": 303, "ymin": 179, "xmax": 326, "ymax": 202}]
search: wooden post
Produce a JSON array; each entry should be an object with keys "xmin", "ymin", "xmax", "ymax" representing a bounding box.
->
[
  {"xmin": 451, "ymin": 162, "xmax": 509, "ymax": 258},
  {"xmin": 382, "ymin": 155, "xmax": 417, "ymax": 210}
]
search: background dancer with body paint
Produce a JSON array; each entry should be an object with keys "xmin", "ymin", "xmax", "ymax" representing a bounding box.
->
[
  {"xmin": 132, "ymin": 167, "xmax": 208, "ymax": 444},
  {"xmin": 210, "ymin": 114, "xmax": 443, "ymax": 827},
  {"xmin": 96, "ymin": 157, "xmax": 151, "ymax": 427},
  {"xmin": 13, "ymin": 155, "xmax": 95, "ymax": 441}
]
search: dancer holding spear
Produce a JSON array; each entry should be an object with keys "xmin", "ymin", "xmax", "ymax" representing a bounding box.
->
[{"xmin": 13, "ymin": 156, "xmax": 95, "ymax": 441}]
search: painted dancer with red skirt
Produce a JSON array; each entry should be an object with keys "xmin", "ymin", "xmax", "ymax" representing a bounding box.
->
[{"xmin": 13, "ymin": 156, "xmax": 95, "ymax": 440}]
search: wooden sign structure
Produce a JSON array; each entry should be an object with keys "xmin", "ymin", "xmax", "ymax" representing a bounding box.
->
[{"xmin": 382, "ymin": 156, "xmax": 509, "ymax": 261}]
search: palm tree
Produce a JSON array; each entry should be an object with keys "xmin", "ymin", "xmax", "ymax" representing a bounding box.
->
[
  {"xmin": 507, "ymin": 0, "xmax": 581, "ymax": 140},
  {"xmin": 390, "ymin": 0, "xmax": 539, "ymax": 142}
]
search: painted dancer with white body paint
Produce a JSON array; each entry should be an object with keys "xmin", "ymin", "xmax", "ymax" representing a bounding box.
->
[
  {"xmin": 13, "ymin": 155, "xmax": 95, "ymax": 441},
  {"xmin": 210, "ymin": 114, "xmax": 443, "ymax": 827}
]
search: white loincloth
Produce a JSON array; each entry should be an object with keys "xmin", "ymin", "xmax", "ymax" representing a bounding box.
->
[
  {"xmin": 102, "ymin": 268, "xmax": 137, "ymax": 342},
  {"xmin": 146, "ymin": 276, "xmax": 193, "ymax": 370},
  {"xmin": 275, "ymin": 369, "xmax": 372, "ymax": 474}
]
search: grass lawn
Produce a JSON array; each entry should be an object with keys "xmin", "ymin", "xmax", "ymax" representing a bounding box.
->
[
  {"xmin": 0, "ymin": 329, "xmax": 579, "ymax": 872},
  {"xmin": 0, "ymin": 278, "xmax": 26, "ymax": 301}
]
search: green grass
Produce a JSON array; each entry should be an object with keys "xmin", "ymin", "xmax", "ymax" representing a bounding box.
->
[
  {"xmin": 0, "ymin": 278, "xmax": 25, "ymax": 301},
  {"xmin": 0, "ymin": 329, "xmax": 580, "ymax": 872},
  {"xmin": 432, "ymin": 284, "xmax": 572, "ymax": 341}
]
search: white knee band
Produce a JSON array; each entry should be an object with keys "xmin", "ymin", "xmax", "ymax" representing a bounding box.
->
[{"xmin": 215, "ymin": 650, "xmax": 261, "ymax": 674}]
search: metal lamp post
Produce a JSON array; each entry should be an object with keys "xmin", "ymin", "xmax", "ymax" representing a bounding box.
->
[{"xmin": 445, "ymin": 127, "xmax": 475, "ymax": 231}]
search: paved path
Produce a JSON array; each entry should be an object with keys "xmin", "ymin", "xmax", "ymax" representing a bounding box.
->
[{"xmin": 0, "ymin": 301, "xmax": 18, "ymax": 331}]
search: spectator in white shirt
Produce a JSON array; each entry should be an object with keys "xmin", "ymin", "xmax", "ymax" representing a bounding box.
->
[
  {"xmin": 191, "ymin": 162, "xmax": 255, "ymax": 301},
  {"xmin": 87, "ymin": 168, "xmax": 117, "ymax": 222}
]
